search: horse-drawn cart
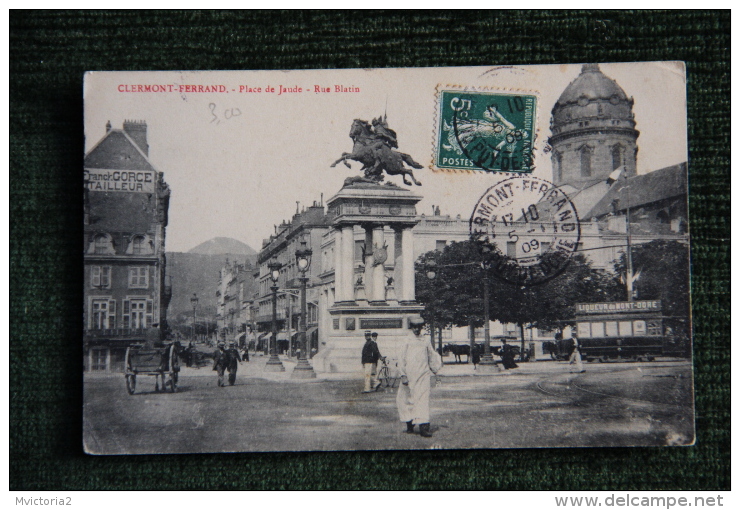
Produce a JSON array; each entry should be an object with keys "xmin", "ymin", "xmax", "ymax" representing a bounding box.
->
[{"xmin": 124, "ymin": 343, "xmax": 179, "ymax": 394}]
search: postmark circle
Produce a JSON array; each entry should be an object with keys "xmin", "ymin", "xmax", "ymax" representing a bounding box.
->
[{"xmin": 469, "ymin": 175, "xmax": 581, "ymax": 286}]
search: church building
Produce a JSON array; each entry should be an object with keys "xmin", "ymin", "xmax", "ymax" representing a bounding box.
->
[{"xmin": 547, "ymin": 64, "xmax": 689, "ymax": 272}]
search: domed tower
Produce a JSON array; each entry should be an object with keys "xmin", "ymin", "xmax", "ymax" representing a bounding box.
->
[{"xmin": 549, "ymin": 64, "xmax": 639, "ymax": 187}]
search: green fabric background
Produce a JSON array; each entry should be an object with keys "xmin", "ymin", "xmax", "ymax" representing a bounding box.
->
[{"xmin": 9, "ymin": 10, "xmax": 729, "ymax": 490}]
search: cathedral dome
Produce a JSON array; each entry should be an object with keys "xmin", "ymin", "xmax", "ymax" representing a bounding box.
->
[
  {"xmin": 557, "ymin": 64, "xmax": 628, "ymax": 105},
  {"xmin": 550, "ymin": 63, "xmax": 637, "ymax": 132},
  {"xmin": 548, "ymin": 64, "xmax": 640, "ymax": 188}
]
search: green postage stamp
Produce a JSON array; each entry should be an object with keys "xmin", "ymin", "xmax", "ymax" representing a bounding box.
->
[{"xmin": 436, "ymin": 89, "xmax": 537, "ymax": 173}]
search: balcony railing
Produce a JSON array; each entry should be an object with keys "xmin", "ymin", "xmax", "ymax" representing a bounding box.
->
[{"xmin": 84, "ymin": 328, "xmax": 153, "ymax": 338}]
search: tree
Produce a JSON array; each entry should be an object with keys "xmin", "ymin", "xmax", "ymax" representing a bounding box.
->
[
  {"xmin": 416, "ymin": 241, "xmax": 486, "ymax": 331},
  {"xmin": 416, "ymin": 238, "xmax": 624, "ymax": 352},
  {"xmin": 525, "ymin": 253, "xmax": 622, "ymax": 332},
  {"xmin": 614, "ymin": 240, "xmax": 691, "ymax": 336}
]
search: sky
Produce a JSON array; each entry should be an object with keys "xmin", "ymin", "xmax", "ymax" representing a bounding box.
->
[{"xmin": 84, "ymin": 62, "xmax": 688, "ymax": 253}]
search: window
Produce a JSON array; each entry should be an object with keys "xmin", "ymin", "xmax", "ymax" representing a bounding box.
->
[
  {"xmin": 91, "ymin": 298, "xmax": 116, "ymax": 329},
  {"xmin": 618, "ymin": 321, "xmax": 633, "ymax": 337},
  {"xmin": 590, "ymin": 322, "xmax": 604, "ymax": 338},
  {"xmin": 355, "ymin": 240, "xmax": 365, "ymax": 262},
  {"xmin": 126, "ymin": 235, "xmax": 153, "ymax": 255},
  {"xmin": 123, "ymin": 298, "xmax": 152, "ymax": 329},
  {"xmin": 128, "ymin": 266, "xmax": 149, "ymax": 288},
  {"xmin": 132, "ymin": 236, "xmax": 146, "ymax": 254},
  {"xmin": 93, "ymin": 234, "xmax": 114, "ymax": 254},
  {"xmin": 579, "ymin": 146, "xmax": 593, "ymax": 177},
  {"xmin": 91, "ymin": 348, "xmax": 108, "ymax": 371},
  {"xmin": 553, "ymin": 151, "xmax": 562, "ymax": 182},
  {"xmin": 91, "ymin": 266, "xmax": 111, "ymax": 289},
  {"xmin": 435, "ymin": 240, "xmax": 447, "ymax": 252},
  {"xmin": 605, "ymin": 321, "xmax": 618, "ymax": 337},
  {"xmin": 611, "ymin": 144, "xmax": 624, "ymax": 170}
]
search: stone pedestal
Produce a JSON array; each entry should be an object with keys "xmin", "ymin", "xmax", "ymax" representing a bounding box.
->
[{"xmin": 315, "ymin": 182, "xmax": 423, "ymax": 373}]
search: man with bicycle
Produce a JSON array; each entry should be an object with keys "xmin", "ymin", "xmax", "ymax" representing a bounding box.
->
[{"xmin": 361, "ymin": 330, "xmax": 382, "ymax": 393}]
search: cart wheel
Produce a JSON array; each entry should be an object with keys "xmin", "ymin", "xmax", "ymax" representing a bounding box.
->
[
  {"xmin": 169, "ymin": 373, "xmax": 177, "ymax": 393},
  {"xmin": 126, "ymin": 374, "xmax": 136, "ymax": 395}
]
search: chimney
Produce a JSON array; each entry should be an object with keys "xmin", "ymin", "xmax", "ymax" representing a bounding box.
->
[
  {"xmin": 105, "ymin": 120, "xmax": 111, "ymax": 133},
  {"xmin": 123, "ymin": 120, "xmax": 149, "ymax": 155}
]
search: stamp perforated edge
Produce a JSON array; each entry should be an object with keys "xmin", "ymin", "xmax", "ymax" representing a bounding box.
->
[{"xmin": 431, "ymin": 84, "xmax": 541, "ymax": 176}]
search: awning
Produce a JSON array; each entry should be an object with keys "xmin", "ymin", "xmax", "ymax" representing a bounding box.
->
[
  {"xmin": 291, "ymin": 327, "xmax": 318, "ymax": 340},
  {"xmin": 276, "ymin": 332, "xmax": 288, "ymax": 341}
]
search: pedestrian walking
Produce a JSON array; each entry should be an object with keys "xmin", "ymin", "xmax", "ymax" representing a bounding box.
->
[
  {"xmin": 226, "ymin": 341, "xmax": 243, "ymax": 386},
  {"xmin": 361, "ymin": 330, "xmax": 382, "ymax": 393},
  {"xmin": 213, "ymin": 342, "xmax": 228, "ymax": 387},
  {"xmin": 471, "ymin": 344, "xmax": 481, "ymax": 369},
  {"xmin": 569, "ymin": 332, "xmax": 585, "ymax": 373},
  {"xmin": 396, "ymin": 317, "xmax": 443, "ymax": 438}
]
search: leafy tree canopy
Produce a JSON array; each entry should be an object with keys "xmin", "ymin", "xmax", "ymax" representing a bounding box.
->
[{"xmin": 416, "ymin": 238, "xmax": 622, "ymax": 334}]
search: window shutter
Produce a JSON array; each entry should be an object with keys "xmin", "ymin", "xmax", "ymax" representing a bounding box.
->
[
  {"xmin": 102, "ymin": 266, "xmax": 111, "ymax": 288},
  {"xmin": 143, "ymin": 267, "xmax": 149, "ymax": 288},
  {"xmin": 108, "ymin": 300, "xmax": 116, "ymax": 329},
  {"xmin": 123, "ymin": 299, "xmax": 130, "ymax": 329},
  {"xmin": 92, "ymin": 266, "xmax": 100, "ymax": 287},
  {"xmin": 146, "ymin": 299, "xmax": 153, "ymax": 327}
]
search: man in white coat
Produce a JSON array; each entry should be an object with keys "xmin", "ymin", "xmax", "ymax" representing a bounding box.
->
[{"xmin": 396, "ymin": 317, "xmax": 443, "ymax": 438}]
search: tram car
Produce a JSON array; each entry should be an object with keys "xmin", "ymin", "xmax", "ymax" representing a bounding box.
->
[{"xmin": 573, "ymin": 300, "xmax": 689, "ymax": 361}]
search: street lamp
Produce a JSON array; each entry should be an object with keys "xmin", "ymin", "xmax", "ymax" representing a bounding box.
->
[
  {"xmin": 478, "ymin": 244, "xmax": 496, "ymax": 366},
  {"xmin": 190, "ymin": 293, "xmax": 199, "ymax": 343},
  {"xmin": 265, "ymin": 259, "xmax": 285, "ymax": 372},
  {"xmin": 292, "ymin": 238, "xmax": 316, "ymax": 379},
  {"xmin": 425, "ymin": 260, "xmax": 442, "ymax": 354}
]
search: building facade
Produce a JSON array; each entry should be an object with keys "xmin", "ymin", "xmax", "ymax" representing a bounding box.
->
[
  {"xmin": 83, "ymin": 120, "xmax": 171, "ymax": 372},
  {"xmin": 215, "ymin": 258, "xmax": 256, "ymax": 344},
  {"xmin": 254, "ymin": 202, "xmax": 330, "ymax": 353}
]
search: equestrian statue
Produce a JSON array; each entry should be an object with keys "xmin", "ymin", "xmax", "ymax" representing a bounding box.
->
[{"xmin": 331, "ymin": 115, "xmax": 423, "ymax": 186}]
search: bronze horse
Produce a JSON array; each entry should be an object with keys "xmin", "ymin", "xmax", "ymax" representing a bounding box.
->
[{"xmin": 331, "ymin": 119, "xmax": 423, "ymax": 186}]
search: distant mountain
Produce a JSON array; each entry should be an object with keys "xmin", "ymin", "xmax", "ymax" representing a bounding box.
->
[
  {"xmin": 165, "ymin": 251, "xmax": 257, "ymax": 320},
  {"xmin": 188, "ymin": 237, "xmax": 257, "ymax": 256}
]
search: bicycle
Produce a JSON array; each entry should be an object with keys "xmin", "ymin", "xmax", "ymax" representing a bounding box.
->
[{"xmin": 376, "ymin": 356, "xmax": 398, "ymax": 389}]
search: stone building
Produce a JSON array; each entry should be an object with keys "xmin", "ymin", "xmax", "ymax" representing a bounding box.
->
[
  {"xmin": 83, "ymin": 120, "xmax": 171, "ymax": 372},
  {"xmin": 549, "ymin": 63, "xmax": 640, "ymax": 217},
  {"xmin": 254, "ymin": 201, "xmax": 330, "ymax": 353},
  {"xmin": 215, "ymin": 258, "xmax": 256, "ymax": 344}
]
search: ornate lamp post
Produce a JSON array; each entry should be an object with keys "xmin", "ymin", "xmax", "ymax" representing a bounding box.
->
[
  {"xmin": 265, "ymin": 260, "xmax": 285, "ymax": 372},
  {"xmin": 478, "ymin": 244, "xmax": 496, "ymax": 365},
  {"xmin": 425, "ymin": 260, "xmax": 442, "ymax": 354},
  {"xmin": 292, "ymin": 238, "xmax": 316, "ymax": 379},
  {"xmin": 190, "ymin": 293, "xmax": 199, "ymax": 342}
]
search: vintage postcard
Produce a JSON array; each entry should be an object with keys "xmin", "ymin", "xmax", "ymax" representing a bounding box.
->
[{"xmin": 83, "ymin": 63, "xmax": 693, "ymax": 454}]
